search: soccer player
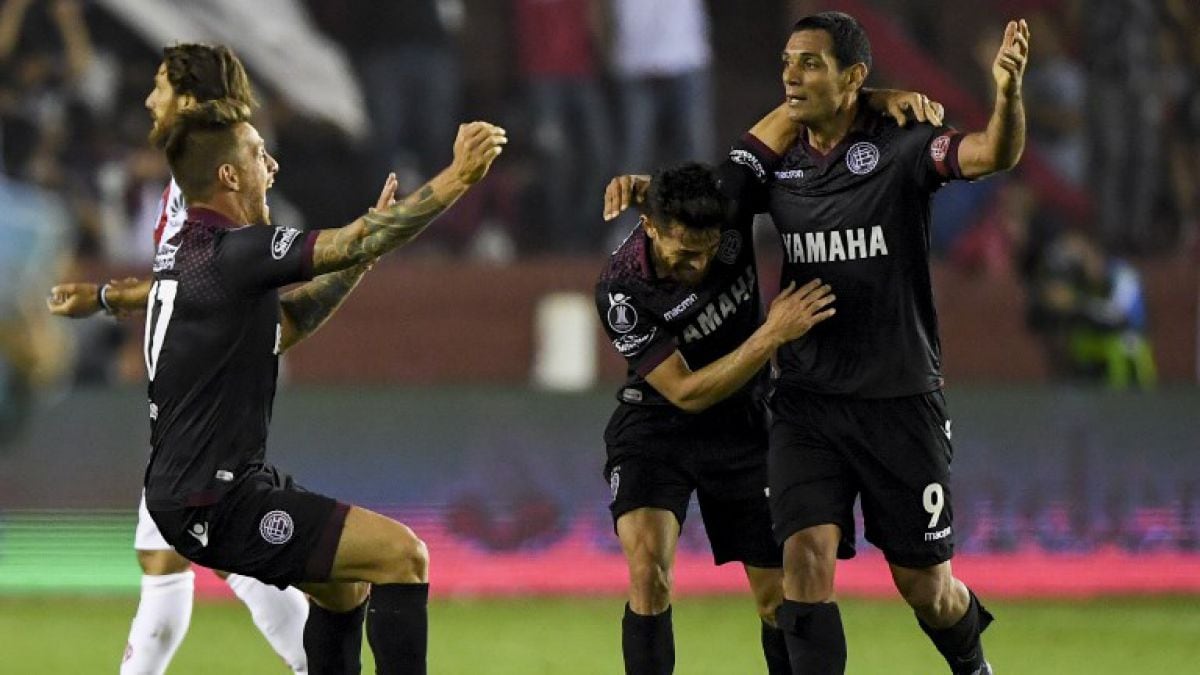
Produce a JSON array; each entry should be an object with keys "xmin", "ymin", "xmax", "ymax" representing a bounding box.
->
[
  {"xmin": 598, "ymin": 90, "xmax": 943, "ymax": 675},
  {"xmin": 725, "ymin": 12, "xmax": 1029, "ymax": 675},
  {"xmin": 46, "ymin": 44, "xmax": 313, "ymax": 674},
  {"xmin": 147, "ymin": 102, "xmax": 504, "ymax": 674}
]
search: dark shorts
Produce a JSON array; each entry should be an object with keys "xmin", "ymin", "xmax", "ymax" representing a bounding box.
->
[
  {"xmin": 767, "ymin": 385, "xmax": 955, "ymax": 569},
  {"xmin": 603, "ymin": 399, "xmax": 782, "ymax": 568},
  {"xmin": 148, "ymin": 463, "xmax": 350, "ymax": 588}
]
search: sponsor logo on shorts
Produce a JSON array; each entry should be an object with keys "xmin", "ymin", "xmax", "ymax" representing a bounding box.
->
[
  {"xmin": 845, "ymin": 141, "xmax": 880, "ymax": 175},
  {"xmin": 942, "ymin": 420, "xmax": 952, "ymax": 440},
  {"xmin": 271, "ymin": 227, "xmax": 303, "ymax": 260},
  {"xmin": 609, "ymin": 466, "xmax": 621, "ymax": 499},
  {"xmin": 924, "ymin": 526, "xmax": 952, "ymax": 542},
  {"xmin": 215, "ymin": 470, "xmax": 234, "ymax": 482},
  {"xmin": 260, "ymin": 510, "xmax": 294, "ymax": 545},
  {"xmin": 188, "ymin": 521, "xmax": 209, "ymax": 548}
]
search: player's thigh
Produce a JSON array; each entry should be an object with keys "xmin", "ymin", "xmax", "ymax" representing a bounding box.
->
[
  {"xmin": 695, "ymin": 441, "xmax": 781, "ymax": 569},
  {"xmin": 605, "ymin": 442, "xmax": 694, "ymax": 536},
  {"xmin": 327, "ymin": 505, "xmax": 428, "ymax": 584},
  {"xmin": 856, "ymin": 392, "xmax": 955, "ymax": 569},
  {"xmin": 297, "ymin": 580, "xmax": 369, "ymax": 613},
  {"xmin": 767, "ymin": 389, "xmax": 858, "ymax": 552}
]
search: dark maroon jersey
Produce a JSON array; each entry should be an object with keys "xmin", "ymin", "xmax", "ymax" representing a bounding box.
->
[
  {"xmin": 143, "ymin": 208, "xmax": 318, "ymax": 509},
  {"xmin": 595, "ymin": 150, "xmax": 772, "ymax": 410},
  {"xmin": 732, "ymin": 109, "xmax": 969, "ymax": 398}
]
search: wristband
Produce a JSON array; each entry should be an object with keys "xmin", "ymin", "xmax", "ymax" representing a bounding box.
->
[{"xmin": 98, "ymin": 283, "xmax": 115, "ymax": 315}]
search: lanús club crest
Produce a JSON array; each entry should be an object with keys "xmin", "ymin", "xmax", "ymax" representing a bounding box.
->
[
  {"xmin": 716, "ymin": 230, "xmax": 742, "ymax": 264},
  {"xmin": 607, "ymin": 293, "xmax": 638, "ymax": 334},
  {"xmin": 845, "ymin": 141, "xmax": 880, "ymax": 175}
]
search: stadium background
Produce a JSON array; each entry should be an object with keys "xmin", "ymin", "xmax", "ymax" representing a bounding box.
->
[{"xmin": 1, "ymin": 0, "xmax": 1198, "ymax": 672}]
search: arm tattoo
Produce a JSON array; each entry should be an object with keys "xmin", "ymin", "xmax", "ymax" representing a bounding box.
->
[
  {"xmin": 278, "ymin": 264, "xmax": 368, "ymax": 350},
  {"xmin": 312, "ymin": 182, "xmax": 455, "ymax": 275}
]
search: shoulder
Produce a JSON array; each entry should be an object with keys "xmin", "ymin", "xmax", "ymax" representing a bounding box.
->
[{"xmin": 599, "ymin": 226, "xmax": 653, "ymax": 286}]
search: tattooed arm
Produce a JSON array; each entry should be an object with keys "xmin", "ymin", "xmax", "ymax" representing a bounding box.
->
[
  {"xmin": 278, "ymin": 122, "xmax": 506, "ymax": 350},
  {"xmin": 310, "ymin": 121, "xmax": 506, "ymax": 274}
]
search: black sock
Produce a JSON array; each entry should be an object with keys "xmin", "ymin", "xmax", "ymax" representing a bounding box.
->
[
  {"xmin": 761, "ymin": 620, "xmax": 791, "ymax": 675},
  {"xmin": 303, "ymin": 599, "xmax": 365, "ymax": 675},
  {"xmin": 366, "ymin": 583, "xmax": 429, "ymax": 675},
  {"xmin": 918, "ymin": 589, "xmax": 995, "ymax": 675},
  {"xmin": 775, "ymin": 600, "xmax": 847, "ymax": 675},
  {"xmin": 622, "ymin": 603, "xmax": 674, "ymax": 675}
]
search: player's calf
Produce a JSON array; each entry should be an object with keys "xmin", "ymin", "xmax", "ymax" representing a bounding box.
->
[{"xmin": 891, "ymin": 564, "xmax": 994, "ymax": 675}]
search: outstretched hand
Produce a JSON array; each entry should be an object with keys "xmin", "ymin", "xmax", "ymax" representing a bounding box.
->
[
  {"xmin": 451, "ymin": 121, "xmax": 507, "ymax": 185},
  {"xmin": 993, "ymin": 19, "xmax": 1030, "ymax": 98},
  {"xmin": 603, "ymin": 174, "xmax": 651, "ymax": 221},
  {"xmin": 765, "ymin": 279, "xmax": 836, "ymax": 342}
]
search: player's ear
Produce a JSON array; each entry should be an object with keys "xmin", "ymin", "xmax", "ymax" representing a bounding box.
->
[
  {"xmin": 176, "ymin": 93, "xmax": 198, "ymax": 112},
  {"xmin": 217, "ymin": 163, "xmax": 239, "ymax": 191},
  {"xmin": 843, "ymin": 62, "xmax": 868, "ymax": 93}
]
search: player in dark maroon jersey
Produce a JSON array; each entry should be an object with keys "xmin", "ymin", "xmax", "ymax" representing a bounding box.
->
[
  {"xmin": 723, "ymin": 12, "xmax": 1029, "ymax": 675},
  {"xmin": 146, "ymin": 103, "xmax": 505, "ymax": 674}
]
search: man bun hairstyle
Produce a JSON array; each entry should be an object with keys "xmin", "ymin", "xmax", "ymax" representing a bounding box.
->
[
  {"xmin": 163, "ymin": 101, "xmax": 252, "ymax": 203},
  {"xmin": 793, "ymin": 11, "xmax": 872, "ymax": 72},
  {"xmin": 645, "ymin": 162, "xmax": 731, "ymax": 232},
  {"xmin": 162, "ymin": 43, "xmax": 257, "ymax": 109}
]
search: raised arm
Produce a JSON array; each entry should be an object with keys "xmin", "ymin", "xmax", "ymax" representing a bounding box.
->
[
  {"xmin": 957, "ymin": 19, "xmax": 1029, "ymax": 178},
  {"xmin": 310, "ymin": 122, "xmax": 506, "ymax": 274},
  {"xmin": 647, "ymin": 280, "xmax": 835, "ymax": 413},
  {"xmin": 277, "ymin": 172, "xmax": 397, "ymax": 352}
]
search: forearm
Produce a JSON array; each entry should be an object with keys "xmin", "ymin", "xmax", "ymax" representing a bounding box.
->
[
  {"xmin": 747, "ymin": 103, "xmax": 798, "ymax": 154},
  {"xmin": 107, "ymin": 279, "xmax": 152, "ymax": 312},
  {"xmin": 667, "ymin": 327, "xmax": 782, "ymax": 413},
  {"xmin": 311, "ymin": 166, "xmax": 469, "ymax": 274},
  {"xmin": 962, "ymin": 92, "xmax": 1026, "ymax": 178},
  {"xmin": 278, "ymin": 263, "xmax": 369, "ymax": 351}
]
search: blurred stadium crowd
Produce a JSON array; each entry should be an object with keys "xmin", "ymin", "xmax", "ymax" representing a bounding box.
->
[{"xmin": 0, "ymin": 0, "xmax": 1197, "ymax": 411}]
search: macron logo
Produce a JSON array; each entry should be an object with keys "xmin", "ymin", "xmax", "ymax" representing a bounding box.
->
[{"xmin": 187, "ymin": 521, "xmax": 209, "ymax": 548}]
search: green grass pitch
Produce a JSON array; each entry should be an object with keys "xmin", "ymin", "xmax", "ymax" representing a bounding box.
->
[{"xmin": 2, "ymin": 595, "xmax": 1198, "ymax": 673}]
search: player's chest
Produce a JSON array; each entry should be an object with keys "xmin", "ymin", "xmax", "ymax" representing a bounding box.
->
[
  {"xmin": 658, "ymin": 260, "xmax": 760, "ymax": 347},
  {"xmin": 769, "ymin": 139, "xmax": 907, "ymax": 233}
]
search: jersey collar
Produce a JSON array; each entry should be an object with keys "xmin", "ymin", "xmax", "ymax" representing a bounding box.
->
[
  {"xmin": 186, "ymin": 207, "xmax": 242, "ymax": 230},
  {"xmin": 797, "ymin": 103, "xmax": 875, "ymax": 171}
]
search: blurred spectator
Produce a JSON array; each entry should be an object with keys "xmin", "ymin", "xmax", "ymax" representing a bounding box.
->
[
  {"xmin": 949, "ymin": 182, "xmax": 1035, "ymax": 279},
  {"xmin": 1082, "ymin": 0, "xmax": 1164, "ymax": 252},
  {"xmin": 1023, "ymin": 12, "xmax": 1085, "ymax": 186},
  {"xmin": 1027, "ymin": 228, "xmax": 1158, "ymax": 389},
  {"xmin": 512, "ymin": 0, "xmax": 613, "ymax": 253},
  {"xmin": 315, "ymin": 0, "xmax": 464, "ymax": 189},
  {"xmin": 608, "ymin": 0, "xmax": 715, "ymax": 171}
]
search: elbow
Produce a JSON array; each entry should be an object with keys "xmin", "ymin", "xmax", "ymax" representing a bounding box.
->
[{"xmin": 666, "ymin": 391, "xmax": 712, "ymax": 414}]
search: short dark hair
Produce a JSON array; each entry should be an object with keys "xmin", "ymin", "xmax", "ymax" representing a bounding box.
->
[
  {"xmin": 162, "ymin": 43, "xmax": 257, "ymax": 110},
  {"xmin": 163, "ymin": 101, "xmax": 252, "ymax": 203},
  {"xmin": 645, "ymin": 162, "xmax": 730, "ymax": 231},
  {"xmin": 793, "ymin": 11, "xmax": 872, "ymax": 72}
]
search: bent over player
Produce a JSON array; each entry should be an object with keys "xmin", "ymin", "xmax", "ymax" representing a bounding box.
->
[{"xmin": 144, "ymin": 102, "xmax": 505, "ymax": 673}]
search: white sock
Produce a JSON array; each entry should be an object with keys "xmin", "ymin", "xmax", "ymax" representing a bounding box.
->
[
  {"xmin": 121, "ymin": 570, "xmax": 195, "ymax": 675},
  {"xmin": 225, "ymin": 573, "xmax": 310, "ymax": 673}
]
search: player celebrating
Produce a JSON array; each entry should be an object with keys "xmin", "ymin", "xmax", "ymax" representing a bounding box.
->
[
  {"xmin": 148, "ymin": 102, "xmax": 504, "ymax": 674},
  {"xmin": 726, "ymin": 12, "xmax": 1029, "ymax": 675},
  {"xmin": 599, "ymin": 87, "xmax": 945, "ymax": 674},
  {"xmin": 47, "ymin": 44, "xmax": 313, "ymax": 674}
]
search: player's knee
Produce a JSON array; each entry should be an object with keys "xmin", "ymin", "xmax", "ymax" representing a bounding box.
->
[
  {"xmin": 628, "ymin": 556, "xmax": 672, "ymax": 608},
  {"xmin": 895, "ymin": 571, "xmax": 953, "ymax": 617},
  {"xmin": 380, "ymin": 524, "xmax": 429, "ymax": 583},
  {"xmin": 782, "ymin": 538, "xmax": 836, "ymax": 601},
  {"xmin": 137, "ymin": 548, "xmax": 191, "ymax": 575},
  {"xmin": 756, "ymin": 595, "xmax": 782, "ymax": 626},
  {"xmin": 315, "ymin": 581, "xmax": 369, "ymax": 612}
]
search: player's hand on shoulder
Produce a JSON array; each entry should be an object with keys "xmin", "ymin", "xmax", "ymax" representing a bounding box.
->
[
  {"xmin": 866, "ymin": 89, "xmax": 945, "ymax": 128},
  {"xmin": 47, "ymin": 282, "xmax": 100, "ymax": 318},
  {"xmin": 452, "ymin": 121, "xmax": 507, "ymax": 185},
  {"xmin": 765, "ymin": 279, "xmax": 837, "ymax": 342},
  {"xmin": 603, "ymin": 175, "xmax": 651, "ymax": 221}
]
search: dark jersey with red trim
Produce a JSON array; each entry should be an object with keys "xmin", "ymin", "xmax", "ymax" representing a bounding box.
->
[
  {"xmin": 595, "ymin": 154, "xmax": 769, "ymax": 411},
  {"xmin": 733, "ymin": 110, "xmax": 968, "ymax": 398},
  {"xmin": 143, "ymin": 208, "xmax": 318, "ymax": 509}
]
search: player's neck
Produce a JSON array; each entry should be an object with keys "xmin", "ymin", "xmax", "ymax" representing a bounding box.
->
[
  {"xmin": 189, "ymin": 194, "xmax": 253, "ymax": 225},
  {"xmin": 805, "ymin": 96, "xmax": 860, "ymax": 154}
]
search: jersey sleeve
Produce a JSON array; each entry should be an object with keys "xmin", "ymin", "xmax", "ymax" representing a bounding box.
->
[
  {"xmin": 596, "ymin": 283, "xmax": 677, "ymax": 377},
  {"xmin": 213, "ymin": 225, "xmax": 319, "ymax": 295},
  {"xmin": 910, "ymin": 124, "xmax": 970, "ymax": 192},
  {"xmin": 718, "ymin": 134, "xmax": 784, "ymax": 218}
]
